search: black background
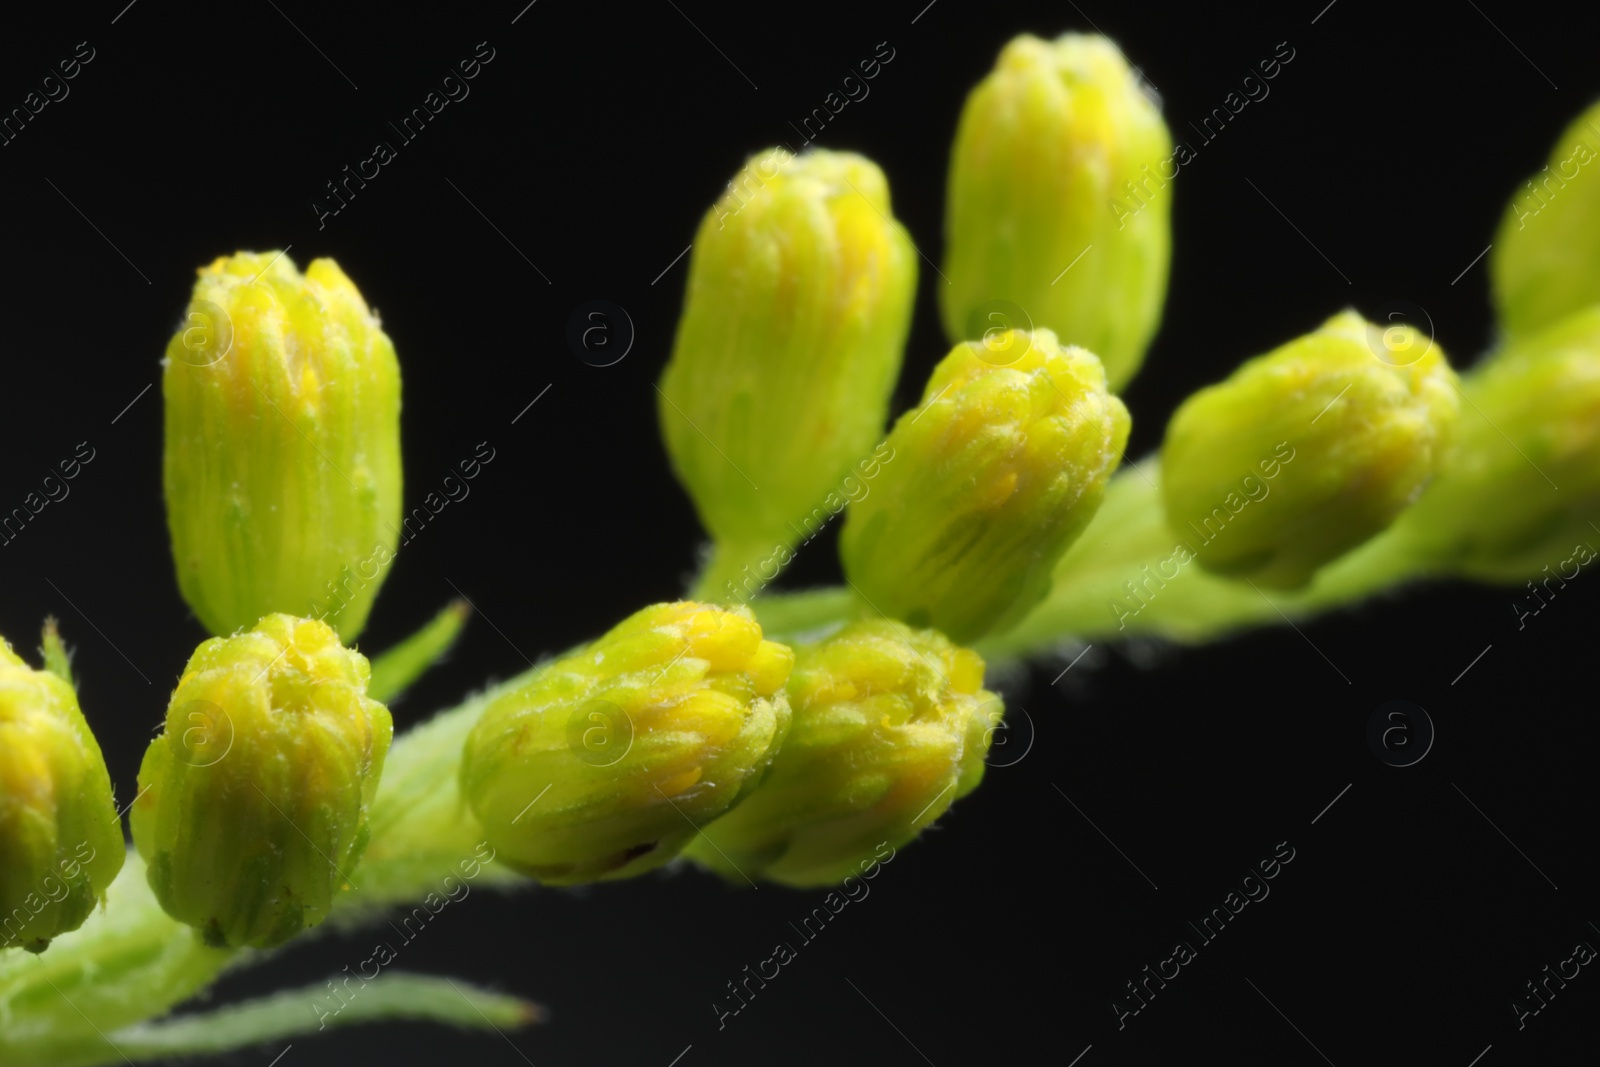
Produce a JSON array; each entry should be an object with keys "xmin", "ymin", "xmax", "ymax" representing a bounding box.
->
[{"xmin": 2, "ymin": 1, "xmax": 1596, "ymax": 1065}]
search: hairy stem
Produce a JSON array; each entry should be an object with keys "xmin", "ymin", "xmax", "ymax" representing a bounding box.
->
[
  {"xmin": 0, "ymin": 853, "xmax": 236, "ymax": 1067},
  {"xmin": 354, "ymin": 669, "xmax": 540, "ymax": 909},
  {"xmin": 688, "ymin": 539, "xmax": 787, "ymax": 603},
  {"xmin": 750, "ymin": 586, "xmax": 860, "ymax": 641}
]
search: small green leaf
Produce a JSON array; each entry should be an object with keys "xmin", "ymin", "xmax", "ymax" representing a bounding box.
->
[
  {"xmin": 110, "ymin": 973, "xmax": 543, "ymax": 1059},
  {"xmin": 39, "ymin": 616, "xmax": 74, "ymax": 688},
  {"xmin": 367, "ymin": 599, "xmax": 472, "ymax": 704}
]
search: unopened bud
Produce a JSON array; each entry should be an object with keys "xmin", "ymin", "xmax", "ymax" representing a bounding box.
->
[
  {"xmin": 840, "ymin": 329, "xmax": 1129, "ymax": 642},
  {"xmin": 0, "ymin": 638, "xmax": 124, "ymax": 953},
  {"xmin": 659, "ymin": 149, "xmax": 917, "ymax": 575},
  {"xmin": 163, "ymin": 252, "xmax": 403, "ymax": 641},
  {"xmin": 1161, "ymin": 311, "xmax": 1458, "ymax": 588},
  {"xmin": 942, "ymin": 33, "xmax": 1173, "ymax": 389},
  {"xmin": 685, "ymin": 620, "xmax": 996, "ymax": 887},
  {"xmin": 1490, "ymin": 100, "xmax": 1600, "ymax": 338},
  {"xmin": 131, "ymin": 614, "xmax": 392, "ymax": 948},
  {"xmin": 1398, "ymin": 306, "xmax": 1600, "ymax": 580},
  {"xmin": 460, "ymin": 602, "xmax": 794, "ymax": 885}
]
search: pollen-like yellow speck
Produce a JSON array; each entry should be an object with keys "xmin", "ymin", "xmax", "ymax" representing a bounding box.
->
[
  {"xmin": 655, "ymin": 766, "xmax": 703, "ymax": 797},
  {"xmin": 974, "ymin": 467, "xmax": 1018, "ymax": 510},
  {"xmin": 299, "ymin": 364, "xmax": 321, "ymax": 407}
]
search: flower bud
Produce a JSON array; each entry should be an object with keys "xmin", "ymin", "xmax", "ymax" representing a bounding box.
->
[
  {"xmin": 460, "ymin": 602, "xmax": 793, "ymax": 885},
  {"xmin": 164, "ymin": 251, "xmax": 403, "ymax": 641},
  {"xmin": 658, "ymin": 149, "xmax": 917, "ymax": 579},
  {"xmin": 1160, "ymin": 311, "xmax": 1459, "ymax": 588},
  {"xmin": 131, "ymin": 614, "xmax": 392, "ymax": 949},
  {"xmin": 0, "ymin": 639, "xmax": 124, "ymax": 953},
  {"xmin": 1490, "ymin": 100, "xmax": 1600, "ymax": 338},
  {"xmin": 684, "ymin": 620, "xmax": 996, "ymax": 887},
  {"xmin": 1397, "ymin": 306, "xmax": 1600, "ymax": 581},
  {"xmin": 839, "ymin": 329, "xmax": 1130, "ymax": 643},
  {"xmin": 941, "ymin": 33, "xmax": 1172, "ymax": 390}
]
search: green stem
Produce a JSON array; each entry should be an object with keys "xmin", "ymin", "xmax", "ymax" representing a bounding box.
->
[
  {"xmin": 688, "ymin": 540, "xmax": 780, "ymax": 603},
  {"xmin": 353, "ymin": 669, "xmax": 540, "ymax": 909},
  {"xmin": 0, "ymin": 464, "xmax": 1446, "ymax": 1065},
  {"xmin": 0, "ymin": 853, "xmax": 237, "ymax": 1067},
  {"xmin": 750, "ymin": 586, "xmax": 861, "ymax": 641}
]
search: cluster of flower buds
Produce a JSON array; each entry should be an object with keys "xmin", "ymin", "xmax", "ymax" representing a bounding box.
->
[
  {"xmin": 1141, "ymin": 100, "xmax": 1600, "ymax": 597},
  {"xmin": 43, "ymin": 25, "xmax": 1600, "ymax": 983},
  {"xmin": 11, "ymin": 171, "xmax": 1035, "ymax": 968},
  {"xmin": 632, "ymin": 36, "xmax": 1162, "ymax": 882},
  {"xmin": 456, "ymin": 606, "xmax": 1005, "ymax": 891},
  {"xmin": 11, "ymin": 24, "xmax": 1600, "ymax": 1067},
  {"xmin": 460, "ymin": 602, "xmax": 794, "ymax": 884},
  {"xmin": 1414, "ymin": 101, "xmax": 1600, "ymax": 581},
  {"xmin": 996, "ymin": 89, "xmax": 1600, "ymax": 650},
  {"xmin": 133, "ymin": 42, "xmax": 1160, "ymax": 921}
]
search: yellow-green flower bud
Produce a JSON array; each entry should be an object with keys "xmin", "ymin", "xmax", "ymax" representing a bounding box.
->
[
  {"xmin": 685, "ymin": 620, "xmax": 996, "ymax": 887},
  {"xmin": 658, "ymin": 149, "xmax": 917, "ymax": 576},
  {"xmin": 164, "ymin": 252, "xmax": 403, "ymax": 641},
  {"xmin": 131, "ymin": 614, "xmax": 392, "ymax": 949},
  {"xmin": 460, "ymin": 602, "xmax": 794, "ymax": 885},
  {"xmin": 1490, "ymin": 100, "xmax": 1600, "ymax": 338},
  {"xmin": 839, "ymin": 329, "xmax": 1130, "ymax": 642},
  {"xmin": 1160, "ymin": 311, "xmax": 1459, "ymax": 588},
  {"xmin": 0, "ymin": 640, "xmax": 124, "ymax": 954},
  {"xmin": 1397, "ymin": 306, "xmax": 1600, "ymax": 581},
  {"xmin": 941, "ymin": 33, "xmax": 1172, "ymax": 390}
]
